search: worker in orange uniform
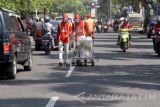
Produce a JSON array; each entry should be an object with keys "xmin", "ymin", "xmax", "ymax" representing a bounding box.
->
[
  {"xmin": 72, "ymin": 14, "xmax": 86, "ymax": 57},
  {"xmin": 84, "ymin": 14, "xmax": 95, "ymax": 57},
  {"xmin": 57, "ymin": 13, "xmax": 72, "ymax": 66},
  {"xmin": 85, "ymin": 14, "xmax": 95, "ymax": 38}
]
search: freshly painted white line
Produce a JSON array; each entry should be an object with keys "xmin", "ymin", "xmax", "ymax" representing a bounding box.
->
[
  {"xmin": 65, "ymin": 66, "xmax": 75, "ymax": 77},
  {"xmin": 45, "ymin": 97, "xmax": 59, "ymax": 107}
]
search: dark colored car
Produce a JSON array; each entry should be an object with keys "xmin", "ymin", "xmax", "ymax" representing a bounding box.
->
[
  {"xmin": 50, "ymin": 21, "xmax": 59, "ymax": 47},
  {"xmin": 147, "ymin": 15, "xmax": 158, "ymax": 38},
  {"xmin": 0, "ymin": 8, "xmax": 32, "ymax": 79}
]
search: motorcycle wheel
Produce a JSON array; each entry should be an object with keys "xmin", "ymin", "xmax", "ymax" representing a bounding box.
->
[{"xmin": 122, "ymin": 43, "xmax": 127, "ymax": 52}]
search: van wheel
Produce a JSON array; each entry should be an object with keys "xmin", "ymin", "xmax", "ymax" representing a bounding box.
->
[
  {"xmin": 24, "ymin": 52, "xmax": 33, "ymax": 71},
  {"xmin": 7, "ymin": 55, "xmax": 17, "ymax": 79}
]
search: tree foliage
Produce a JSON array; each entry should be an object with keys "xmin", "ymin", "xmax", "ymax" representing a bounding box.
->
[
  {"xmin": 0, "ymin": 0, "xmax": 90, "ymax": 18},
  {"xmin": 97, "ymin": 0, "xmax": 141, "ymax": 18}
]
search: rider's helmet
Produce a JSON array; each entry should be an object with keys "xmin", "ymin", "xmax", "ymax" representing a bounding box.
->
[
  {"xmin": 63, "ymin": 13, "xmax": 69, "ymax": 23},
  {"xmin": 44, "ymin": 16, "xmax": 50, "ymax": 23},
  {"xmin": 123, "ymin": 18, "xmax": 128, "ymax": 23},
  {"xmin": 75, "ymin": 14, "xmax": 81, "ymax": 23}
]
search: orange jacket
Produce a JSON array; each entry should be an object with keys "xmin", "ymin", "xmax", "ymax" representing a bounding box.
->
[
  {"xmin": 85, "ymin": 18, "xmax": 95, "ymax": 36},
  {"xmin": 57, "ymin": 21, "xmax": 72, "ymax": 43},
  {"xmin": 73, "ymin": 20, "xmax": 86, "ymax": 41}
]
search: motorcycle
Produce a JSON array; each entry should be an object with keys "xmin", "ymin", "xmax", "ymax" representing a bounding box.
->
[
  {"xmin": 113, "ymin": 24, "xmax": 119, "ymax": 32},
  {"xmin": 153, "ymin": 29, "xmax": 160, "ymax": 56},
  {"xmin": 35, "ymin": 30, "xmax": 43, "ymax": 51},
  {"xmin": 119, "ymin": 29, "xmax": 130, "ymax": 52},
  {"xmin": 102, "ymin": 23, "xmax": 108, "ymax": 32},
  {"xmin": 96, "ymin": 24, "xmax": 102, "ymax": 33},
  {"xmin": 42, "ymin": 35, "xmax": 51, "ymax": 55}
]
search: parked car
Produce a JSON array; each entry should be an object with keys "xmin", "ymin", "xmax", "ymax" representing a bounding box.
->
[
  {"xmin": 0, "ymin": 8, "xmax": 32, "ymax": 79},
  {"xmin": 147, "ymin": 15, "xmax": 158, "ymax": 38}
]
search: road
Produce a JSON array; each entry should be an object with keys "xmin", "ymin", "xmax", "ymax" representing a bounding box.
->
[{"xmin": 0, "ymin": 31, "xmax": 160, "ymax": 107}]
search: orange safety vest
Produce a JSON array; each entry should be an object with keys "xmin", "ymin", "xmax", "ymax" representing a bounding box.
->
[
  {"xmin": 74, "ymin": 20, "xmax": 86, "ymax": 41},
  {"xmin": 59, "ymin": 21, "xmax": 71, "ymax": 43},
  {"xmin": 85, "ymin": 18, "xmax": 95, "ymax": 35}
]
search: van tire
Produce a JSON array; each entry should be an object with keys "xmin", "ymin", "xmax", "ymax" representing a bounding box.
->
[{"xmin": 7, "ymin": 55, "xmax": 17, "ymax": 79}]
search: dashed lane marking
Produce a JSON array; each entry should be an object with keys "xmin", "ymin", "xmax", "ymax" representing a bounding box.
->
[{"xmin": 45, "ymin": 97, "xmax": 59, "ymax": 107}]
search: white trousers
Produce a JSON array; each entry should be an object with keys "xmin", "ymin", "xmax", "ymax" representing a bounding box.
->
[
  {"xmin": 59, "ymin": 42, "xmax": 69, "ymax": 62},
  {"xmin": 75, "ymin": 35, "xmax": 86, "ymax": 57}
]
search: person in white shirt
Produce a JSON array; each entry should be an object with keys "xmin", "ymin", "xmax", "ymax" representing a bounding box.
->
[{"xmin": 44, "ymin": 16, "xmax": 55, "ymax": 49}]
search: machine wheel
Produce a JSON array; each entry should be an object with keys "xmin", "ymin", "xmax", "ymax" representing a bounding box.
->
[
  {"xmin": 35, "ymin": 45, "xmax": 40, "ymax": 51},
  {"xmin": 76, "ymin": 60, "xmax": 81, "ymax": 66},
  {"xmin": 84, "ymin": 59, "xmax": 87, "ymax": 66},
  {"xmin": 45, "ymin": 51, "xmax": 50, "ymax": 55},
  {"xmin": 91, "ymin": 59, "xmax": 95, "ymax": 66}
]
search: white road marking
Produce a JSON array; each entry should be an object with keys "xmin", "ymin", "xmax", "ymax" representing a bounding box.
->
[
  {"xmin": 65, "ymin": 66, "xmax": 75, "ymax": 77},
  {"xmin": 45, "ymin": 97, "xmax": 59, "ymax": 107}
]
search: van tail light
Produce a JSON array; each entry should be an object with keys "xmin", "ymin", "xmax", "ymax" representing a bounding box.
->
[
  {"xmin": 36, "ymin": 31, "xmax": 42, "ymax": 37},
  {"xmin": 3, "ymin": 43, "xmax": 10, "ymax": 54}
]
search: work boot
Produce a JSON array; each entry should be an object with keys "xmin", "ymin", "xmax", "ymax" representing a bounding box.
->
[{"xmin": 59, "ymin": 62, "xmax": 63, "ymax": 66}]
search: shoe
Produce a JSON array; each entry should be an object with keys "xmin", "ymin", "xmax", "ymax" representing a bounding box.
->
[{"xmin": 59, "ymin": 62, "xmax": 63, "ymax": 66}]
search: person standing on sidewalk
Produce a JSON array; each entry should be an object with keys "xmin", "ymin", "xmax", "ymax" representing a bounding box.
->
[{"xmin": 57, "ymin": 13, "xmax": 72, "ymax": 66}]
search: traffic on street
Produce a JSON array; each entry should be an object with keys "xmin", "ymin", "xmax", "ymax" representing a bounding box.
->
[{"xmin": 0, "ymin": 31, "xmax": 160, "ymax": 107}]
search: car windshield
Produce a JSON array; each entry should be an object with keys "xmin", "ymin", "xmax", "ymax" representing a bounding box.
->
[
  {"xmin": 129, "ymin": 17, "xmax": 143, "ymax": 24},
  {"xmin": 151, "ymin": 17, "xmax": 157, "ymax": 24},
  {"xmin": 50, "ymin": 21, "xmax": 59, "ymax": 27},
  {"xmin": 55, "ymin": 18, "xmax": 62, "ymax": 22}
]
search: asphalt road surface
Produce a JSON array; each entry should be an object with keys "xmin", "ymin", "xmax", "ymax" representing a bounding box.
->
[{"xmin": 0, "ymin": 30, "xmax": 160, "ymax": 107}]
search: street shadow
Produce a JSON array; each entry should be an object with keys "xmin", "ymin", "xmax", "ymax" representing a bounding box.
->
[
  {"xmin": 0, "ymin": 98, "xmax": 48, "ymax": 107},
  {"xmin": 0, "ymin": 68, "xmax": 27, "ymax": 80},
  {"xmin": 94, "ymin": 51, "xmax": 160, "ymax": 60},
  {"xmin": 47, "ymin": 64, "xmax": 160, "ymax": 97}
]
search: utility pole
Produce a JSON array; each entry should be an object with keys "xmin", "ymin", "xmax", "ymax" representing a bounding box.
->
[{"xmin": 107, "ymin": 0, "xmax": 112, "ymax": 18}]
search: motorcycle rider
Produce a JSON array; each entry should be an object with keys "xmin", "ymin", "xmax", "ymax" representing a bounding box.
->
[
  {"xmin": 72, "ymin": 14, "xmax": 86, "ymax": 57},
  {"xmin": 43, "ymin": 16, "xmax": 55, "ymax": 49},
  {"xmin": 117, "ymin": 18, "xmax": 131, "ymax": 45},
  {"xmin": 96, "ymin": 19, "xmax": 103, "ymax": 32},
  {"xmin": 113, "ymin": 19, "xmax": 119, "ymax": 29},
  {"xmin": 57, "ymin": 13, "xmax": 72, "ymax": 66}
]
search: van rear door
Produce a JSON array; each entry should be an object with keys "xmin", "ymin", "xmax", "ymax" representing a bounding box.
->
[{"xmin": 0, "ymin": 12, "xmax": 3, "ymax": 56}]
